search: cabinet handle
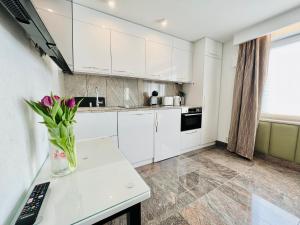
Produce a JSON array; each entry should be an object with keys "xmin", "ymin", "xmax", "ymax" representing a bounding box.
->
[
  {"xmin": 186, "ymin": 130, "xmax": 197, "ymax": 134},
  {"xmin": 132, "ymin": 113, "xmax": 152, "ymax": 116},
  {"xmin": 155, "ymin": 114, "xmax": 158, "ymax": 132},
  {"xmin": 83, "ymin": 66, "xmax": 99, "ymax": 69},
  {"xmin": 183, "ymin": 113, "xmax": 202, "ymax": 116}
]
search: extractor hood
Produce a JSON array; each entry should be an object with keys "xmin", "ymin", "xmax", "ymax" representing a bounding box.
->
[{"xmin": 0, "ymin": 0, "xmax": 72, "ymax": 74}]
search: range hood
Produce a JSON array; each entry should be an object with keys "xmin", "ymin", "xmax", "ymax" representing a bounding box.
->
[{"xmin": 0, "ymin": 0, "xmax": 72, "ymax": 74}]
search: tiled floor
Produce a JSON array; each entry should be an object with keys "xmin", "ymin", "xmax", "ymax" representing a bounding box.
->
[{"xmin": 107, "ymin": 147, "xmax": 300, "ymax": 225}]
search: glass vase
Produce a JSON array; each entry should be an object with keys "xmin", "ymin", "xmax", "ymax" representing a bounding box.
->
[{"xmin": 50, "ymin": 144, "xmax": 77, "ymax": 177}]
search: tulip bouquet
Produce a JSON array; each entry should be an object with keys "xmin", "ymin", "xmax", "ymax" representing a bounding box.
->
[{"xmin": 26, "ymin": 94, "xmax": 82, "ymax": 175}]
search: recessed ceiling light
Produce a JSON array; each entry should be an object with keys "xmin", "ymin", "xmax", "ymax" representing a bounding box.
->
[
  {"xmin": 108, "ymin": 0, "xmax": 116, "ymax": 9},
  {"xmin": 47, "ymin": 8, "xmax": 53, "ymax": 13},
  {"xmin": 158, "ymin": 18, "xmax": 168, "ymax": 27}
]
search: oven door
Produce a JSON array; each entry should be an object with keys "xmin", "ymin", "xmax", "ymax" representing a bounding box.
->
[{"xmin": 181, "ymin": 113, "xmax": 202, "ymax": 131}]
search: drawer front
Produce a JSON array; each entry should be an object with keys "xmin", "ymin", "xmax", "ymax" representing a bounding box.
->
[
  {"xmin": 181, "ymin": 129, "xmax": 202, "ymax": 151},
  {"xmin": 74, "ymin": 112, "xmax": 117, "ymax": 140}
]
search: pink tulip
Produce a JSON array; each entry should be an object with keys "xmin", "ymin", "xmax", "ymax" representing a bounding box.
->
[
  {"xmin": 41, "ymin": 96, "xmax": 53, "ymax": 107},
  {"xmin": 66, "ymin": 98, "xmax": 75, "ymax": 108},
  {"xmin": 53, "ymin": 95, "xmax": 60, "ymax": 101}
]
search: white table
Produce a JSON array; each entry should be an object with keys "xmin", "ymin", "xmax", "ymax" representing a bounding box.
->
[{"xmin": 11, "ymin": 138, "xmax": 150, "ymax": 225}]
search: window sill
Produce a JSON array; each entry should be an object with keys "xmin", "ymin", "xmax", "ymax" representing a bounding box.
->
[{"xmin": 260, "ymin": 118, "xmax": 300, "ymax": 126}]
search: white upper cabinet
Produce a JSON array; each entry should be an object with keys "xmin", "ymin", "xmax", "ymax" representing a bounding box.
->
[
  {"xmin": 146, "ymin": 41, "xmax": 172, "ymax": 80},
  {"xmin": 172, "ymin": 48, "xmax": 192, "ymax": 82},
  {"xmin": 73, "ymin": 20, "xmax": 111, "ymax": 74},
  {"xmin": 111, "ymin": 31, "xmax": 146, "ymax": 77},
  {"xmin": 204, "ymin": 38, "xmax": 223, "ymax": 59},
  {"xmin": 32, "ymin": 0, "xmax": 73, "ymax": 70},
  {"xmin": 71, "ymin": 3, "xmax": 193, "ymax": 82}
]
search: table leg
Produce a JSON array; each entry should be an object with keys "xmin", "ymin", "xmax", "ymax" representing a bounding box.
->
[{"xmin": 127, "ymin": 203, "xmax": 141, "ymax": 225}]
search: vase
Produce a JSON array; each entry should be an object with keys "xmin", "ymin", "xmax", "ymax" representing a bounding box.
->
[{"xmin": 50, "ymin": 144, "xmax": 77, "ymax": 177}]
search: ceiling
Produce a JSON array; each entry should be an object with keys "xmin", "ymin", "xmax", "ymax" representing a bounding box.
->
[{"xmin": 75, "ymin": 0, "xmax": 300, "ymax": 42}]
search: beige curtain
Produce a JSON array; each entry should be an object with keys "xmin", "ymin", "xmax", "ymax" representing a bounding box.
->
[{"xmin": 227, "ymin": 35, "xmax": 271, "ymax": 160}]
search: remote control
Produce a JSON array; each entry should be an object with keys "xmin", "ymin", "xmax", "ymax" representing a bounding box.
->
[{"xmin": 15, "ymin": 182, "xmax": 50, "ymax": 225}]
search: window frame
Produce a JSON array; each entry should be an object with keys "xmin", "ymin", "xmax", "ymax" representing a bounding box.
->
[{"xmin": 260, "ymin": 33, "xmax": 300, "ymax": 123}]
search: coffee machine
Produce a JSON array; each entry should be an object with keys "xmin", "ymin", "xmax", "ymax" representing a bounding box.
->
[{"xmin": 150, "ymin": 91, "xmax": 158, "ymax": 105}]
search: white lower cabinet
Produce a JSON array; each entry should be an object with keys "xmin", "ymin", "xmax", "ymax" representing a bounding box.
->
[
  {"xmin": 74, "ymin": 112, "xmax": 118, "ymax": 145},
  {"xmin": 118, "ymin": 111, "xmax": 155, "ymax": 167},
  {"xmin": 154, "ymin": 109, "xmax": 181, "ymax": 162},
  {"xmin": 180, "ymin": 129, "xmax": 202, "ymax": 153},
  {"xmin": 75, "ymin": 109, "xmax": 182, "ymax": 166}
]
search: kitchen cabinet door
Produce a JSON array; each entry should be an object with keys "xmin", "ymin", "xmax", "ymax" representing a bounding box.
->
[
  {"xmin": 35, "ymin": 7, "xmax": 73, "ymax": 70},
  {"xmin": 73, "ymin": 20, "xmax": 111, "ymax": 75},
  {"xmin": 111, "ymin": 31, "xmax": 146, "ymax": 78},
  {"xmin": 201, "ymin": 56, "xmax": 222, "ymax": 145},
  {"xmin": 172, "ymin": 48, "xmax": 192, "ymax": 83},
  {"xmin": 146, "ymin": 40, "xmax": 172, "ymax": 80},
  {"xmin": 181, "ymin": 129, "xmax": 202, "ymax": 153},
  {"xmin": 205, "ymin": 38, "xmax": 223, "ymax": 59},
  {"xmin": 118, "ymin": 111, "xmax": 154, "ymax": 167},
  {"xmin": 74, "ymin": 112, "xmax": 117, "ymax": 140},
  {"xmin": 154, "ymin": 109, "xmax": 181, "ymax": 162}
]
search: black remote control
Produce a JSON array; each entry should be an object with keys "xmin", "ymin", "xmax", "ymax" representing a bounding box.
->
[{"xmin": 15, "ymin": 182, "xmax": 50, "ymax": 225}]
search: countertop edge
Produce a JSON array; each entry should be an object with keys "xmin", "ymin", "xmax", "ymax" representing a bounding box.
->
[{"xmin": 77, "ymin": 106, "xmax": 184, "ymax": 113}]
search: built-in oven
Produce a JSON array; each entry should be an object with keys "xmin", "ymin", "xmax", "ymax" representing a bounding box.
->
[{"xmin": 181, "ymin": 107, "xmax": 202, "ymax": 131}]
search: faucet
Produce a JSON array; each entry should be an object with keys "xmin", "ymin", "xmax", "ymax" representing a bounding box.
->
[{"xmin": 96, "ymin": 87, "xmax": 99, "ymax": 107}]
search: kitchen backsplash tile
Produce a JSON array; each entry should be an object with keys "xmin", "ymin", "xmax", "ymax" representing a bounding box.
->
[
  {"xmin": 106, "ymin": 77, "xmax": 124, "ymax": 107},
  {"xmin": 86, "ymin": 75, "xmax": 106, "ymax": 98},
  {"xmin": 64, "ymin": 74, "xmax": 182, "ymax": 106},
  {"xmin": 64, "ymin": 74, "xmax": 88, "ymax": 97},
  {"xmin": 124, "ymin": 78, "xmax": 139, "ymax": 107}
]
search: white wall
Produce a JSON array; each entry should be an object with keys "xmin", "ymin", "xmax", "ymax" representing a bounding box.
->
[
  {"xmin": 217, "ymin": 40, "xmax": 238, "ymax": 143},
  {"xmin": 234, "ymin": 6, "xmax": 300, "ymax": 45},
  {"xmin": 0, "ymin": 5, "xmax": 64, "ymax": 225}
]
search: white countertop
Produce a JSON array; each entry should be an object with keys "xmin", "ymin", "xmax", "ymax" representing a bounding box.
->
[
  {"xmin": 77, "ymin": 105, "xmax": 183, "ymax": 113},
  {"xmin": 10, "ymin": 138, "xmax": 150, "ymax": 225}
]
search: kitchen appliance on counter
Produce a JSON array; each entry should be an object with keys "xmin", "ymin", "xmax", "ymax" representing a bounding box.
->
[
  {"xmin": 173, "ymin": 96, "xmax": 181, "ymax": 106},
  {"xmin": 75, "ymin": 97, "xmax": 105, "ymax": 107},
  {"xmin": 150, "ymin": 91, "xmax": 159, "ymax": 105},
  {"xmin": 181, "ymin": 107, "xmax": 202, "ymax": 131},
  {"xmin": 162, "ymin": 96, "xmax": 174, "ymax": 106}
]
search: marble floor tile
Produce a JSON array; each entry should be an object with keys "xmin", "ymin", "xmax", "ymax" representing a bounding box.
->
[
  {"xmin": 136, "ymin": 163, "xmax": 161, "ymax": 178},
  {"xmin": 194, "ymin": 148, "xmax": 255, "ymax": 173},
  {"xmin": 105, "ymin": 147, "xmax": 300, "ymax": 225},
  {"xmin": 230, "ymin": 166, "xmax": 300, "ymax": 219},
  {"xmin": 159, "ymin": 213, "xmax": 190, "ymax": 225},
  {"xmin": 179, "ymin": 171, "xmax": 221, "ymax": 198},
  {"xmin": 180, "ymin": 187, "xmax": 251, "ymax": 225}
]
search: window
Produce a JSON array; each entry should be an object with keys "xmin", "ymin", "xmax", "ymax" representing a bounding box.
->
[{"xmin": 261, "ymin": 35, "xmax": 300, "ymax": 121}]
